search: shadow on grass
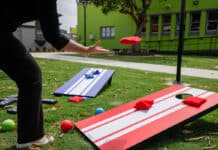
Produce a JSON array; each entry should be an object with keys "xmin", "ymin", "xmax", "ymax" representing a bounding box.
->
[
  {"xmin": 128, "ymin": 119, "xmax": 218, "ymax": 150},
  {"xmin": 2, "ymin": 119, "xmax": 217, "ymax": 150},
  {"xmin": 4, "ymin": 146, "xmax": 16, "ymax": 150}
]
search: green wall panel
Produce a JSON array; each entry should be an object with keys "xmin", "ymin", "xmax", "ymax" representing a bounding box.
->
[{"xmin": 77, "ymin": 0, "xmax": 218, "ymax": 52}]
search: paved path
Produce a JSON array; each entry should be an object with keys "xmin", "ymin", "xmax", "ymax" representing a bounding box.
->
[{"xmin": 32, "ymin": 52, "xmax": 218, "ymax": 80}]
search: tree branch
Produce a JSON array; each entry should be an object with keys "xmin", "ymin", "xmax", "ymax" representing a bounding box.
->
[{"xmin": 119, "ymin": 9, "xmax": 138, "ymax": 24}]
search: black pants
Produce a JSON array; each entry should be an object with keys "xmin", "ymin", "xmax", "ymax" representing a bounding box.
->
[{"xmin": 0, "ymin": 33, "xmax": 44, "ymax": 143}]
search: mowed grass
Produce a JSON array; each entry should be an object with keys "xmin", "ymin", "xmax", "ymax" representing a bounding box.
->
[
  {"xmin": 67, "ymin": 53, "xmax": 218, "ymax": 70},
  {"xmin": 0, "ymin": 58, "xmax": 217, "ymax": 150}
]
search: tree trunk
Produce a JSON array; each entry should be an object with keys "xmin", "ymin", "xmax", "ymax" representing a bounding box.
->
[{"xmin": 131, "ymin": 21, "xmax": 145, "ymax": 55}]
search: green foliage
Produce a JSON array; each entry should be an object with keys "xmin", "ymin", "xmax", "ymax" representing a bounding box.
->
[
  {"xmin": 90, "ymin": 0, "xmax": 152, "ymax": 34},
  {"xmin": 89, "ymin": 0, "xmax": 120, "ymax": 14},
  {"xmin": 67, "ymin": 54, "xmax": 218, "ymax": 70}
]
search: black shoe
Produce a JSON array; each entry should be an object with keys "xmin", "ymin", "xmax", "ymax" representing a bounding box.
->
[{"xmin": 7, "ymin": 106, "xmax": 17, "ymax": 114}]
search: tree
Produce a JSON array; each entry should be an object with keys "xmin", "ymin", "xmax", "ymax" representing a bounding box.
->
[{"xmin": 89, "ymin": 0, "xmax": 152, "ymax": 54}]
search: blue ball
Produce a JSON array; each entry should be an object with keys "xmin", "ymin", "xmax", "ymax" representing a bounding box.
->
[{"xmin": 95, "ymin": 107, "xmax": 105, "ymax": 115}]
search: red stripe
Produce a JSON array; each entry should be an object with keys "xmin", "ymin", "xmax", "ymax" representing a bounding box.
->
[
  {"xmin": 94, "ymin": 103, "xmax": 182, "ymax": 143},
  {"xmin": 99, "ymin": 93, "xmax": 218, "ymax": 150},
  {"xmin": 84, "ymin": 109, "xmax": 134, "ymax": 133},
  {"xmin": 93, "ymin": 91, "xmax": 208, "ymax": 143},
  {"xmin": 75, "ymin": 85, "xmax": 185, "ymax": 129},
  {"xmin": 83, "ymin": 87, "xmax": 191, "ymax": 133}
]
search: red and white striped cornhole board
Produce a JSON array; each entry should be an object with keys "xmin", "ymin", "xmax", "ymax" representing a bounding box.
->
[
  {"xmin": 54, "ymin": 67, "xmax": 114, "ymax": 97},
  {"xmin": 75, "ymin": 85, "xmax": 218, "ymax": 150}
]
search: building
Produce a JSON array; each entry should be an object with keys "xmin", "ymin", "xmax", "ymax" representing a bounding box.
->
[
  {"xmin": 13, "ymin": 21, "xmax": 53, "ymax": 52},
  {"xmin": 77, "ymin": 0, "xmax": 218, "ymax": 54},
  {"xmin": 13, "ymin": 13, "xmax": 70, "ymax": 52}
]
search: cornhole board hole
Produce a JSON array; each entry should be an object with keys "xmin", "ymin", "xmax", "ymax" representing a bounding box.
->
[
  {"xmin": 54, "ymin": 67, "xmax": 114, "ymax": 97},
  {"xmin": 75, "ymin": 85, "xmax": 218, "ymax": 150}
]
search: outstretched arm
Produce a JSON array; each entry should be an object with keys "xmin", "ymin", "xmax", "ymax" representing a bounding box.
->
[
  {"xmin": 62, "ymin": 40, "xmax": 111, "ymax": 55},
  {"xmin": 37, "ymin": 0, "xmax": 110, "ymax": 55}
]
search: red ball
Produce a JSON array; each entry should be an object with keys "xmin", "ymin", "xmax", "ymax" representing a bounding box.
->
[{"xmin": 60, "ymin": 120, "xmax": 73, "ymax": 132}]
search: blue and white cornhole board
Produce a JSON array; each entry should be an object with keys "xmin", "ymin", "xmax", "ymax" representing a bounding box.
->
[
  {"xmin": 54, "ymin": 68, "xmax": 114, "ymax": 97},
  {"xmin": 75, "ymin": 85, "xmax": 218, "ymax": 150}
]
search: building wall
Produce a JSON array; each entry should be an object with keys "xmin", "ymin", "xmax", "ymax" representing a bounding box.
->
[
  {"xmin": 14, "ymin": 26, "xmax": 37, "ymax": 50},
  {"xmin": 145, "ymin": 0, "xmax": 218, "ymax": 52},
  {"xmin": 77, "ymin": 0, "xmax": 218, "ymax": 52},
  {"xmin": 13, "ymin": 22, "xmax": 53, "ymax": 51},
  {"xmin": 77, "ymin": 5, "xmax": 136, "ymax": 50}
]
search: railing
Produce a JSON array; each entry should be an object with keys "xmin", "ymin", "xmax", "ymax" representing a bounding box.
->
[
  {"xmin": 112, "ymin": 36, "xmax": 218, "ymax": 55},
  {"xmin": 142, "ymin": 36, "xmax": 218, "ymax": 55}
]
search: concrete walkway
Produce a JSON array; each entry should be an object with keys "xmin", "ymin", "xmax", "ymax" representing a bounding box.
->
[{"xmin": 31, "ymin": 52, "xmax": 218, "ymax": 80}]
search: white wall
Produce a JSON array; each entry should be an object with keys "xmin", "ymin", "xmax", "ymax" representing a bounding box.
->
[{"xmin": 13, "ymin": 23, "xmax": 53, "ymax": 51}]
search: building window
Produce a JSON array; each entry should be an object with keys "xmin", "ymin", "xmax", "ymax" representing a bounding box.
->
[
  {"xmin": 176, "ymin": 13, "xmax": 186, "ymax": 34},
  {"xmin": 206, "ymin": 9, "xmax": 218, "ymax": 34},
  {"xmin": 100, "ymin": 26, "xmax": 115, "ymax": 39},
  {"xmin": 190, "ymin": 11, "xmax": 201, "ymax": 34},
  {"xmin": 162, "ymin": 14, "xmax": 171, "ymax": 35},
  {"xmin": 150, "ymin": 15, "xmax": 159, "ymax": 35}
]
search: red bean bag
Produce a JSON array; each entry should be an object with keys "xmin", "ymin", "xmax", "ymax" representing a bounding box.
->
[
  {"xmin": 183, "ymin": 96, "xmax": 206, "ymax": 107},
  {"xmin": 119, "ymin": 36, "xmax": 142, "ymax": 45},
  {"xmin": 68, "ymin": 96, "xmax": 84, "ymax": 103},
  {"xmin": 134, "ymin": 99, "xmax": 154, "ymax": 110}
]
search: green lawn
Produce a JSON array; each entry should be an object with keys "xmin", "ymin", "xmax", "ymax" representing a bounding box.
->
[
  {"xmin": 0, "ymin": 58, "xmax": 218, "ymax": 150},
  {"xmin": 66, "ymin": 53, "xmax": 218, "ymax": 70}
]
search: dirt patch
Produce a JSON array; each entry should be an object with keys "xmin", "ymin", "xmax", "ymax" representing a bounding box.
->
[
  {"xmin": 109, "ymin": 100, "xmax": 123, "ymax": 107},
  {"xmin": 162, "ymin": 77, "xmax": 190, "ymax": 86}
]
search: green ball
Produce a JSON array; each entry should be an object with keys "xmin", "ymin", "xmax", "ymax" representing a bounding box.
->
[{"xmin": 1, "ymin": 119, "xmax": 16, "ymax": 132}]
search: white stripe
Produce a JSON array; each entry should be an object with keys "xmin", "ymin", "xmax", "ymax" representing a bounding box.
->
[
  {"xmin": 154, "ymin": 86, "xmax": 190, "ymax": 103},
  {"xmin": 81, "ymin": 69, "xmax": 108, "ymax": 95},
  {"xmin": 81, "ymin": 86, "xmax": 190, "ymax": 132},
  {"xmin": 70, "ymin": 68, "xmax": 102, "ymax": 95},
  {"xmin": 82, "ymin": 109, "xmax": 135, "ymax": 132},
  {"xmin": 86, "ymin": 88, "xmax": 207, "ymax": 140},
  {"xmin": 94, "ymin": 91, "xmax": 214, "ymax": 146},
  {"xmin": 85, "ymin": 94, "xmax": 190, "ymax": 141},
  {"xmin": 64, "ymin": 68, "xmax": 94, "ymax": 94},
  {"xmin": 70, "ymin": 69, "xmax": 104, "ymax": 95},
  {"xmin": 182, "ymin": 88, "xmax": 207, "ymax": 96},
  {"xmin": 95, "ymin": 105, "xmax": 186, "ymax": 146},
  {"xmin": 199, "ymin": 92, "xmax": 215, "ymax": 98}
]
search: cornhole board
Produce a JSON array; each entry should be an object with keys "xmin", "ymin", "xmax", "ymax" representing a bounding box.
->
[
  {"xmin": 75, "ymin": 85, "xmax": 218, "ymax": 150},
  {"xmin": 54, "ymin": 67, "xmax": 114, "ymax": 97}
]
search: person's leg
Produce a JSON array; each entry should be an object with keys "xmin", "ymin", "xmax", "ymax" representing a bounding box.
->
[{"xmin": 0, "ymin": 33, "xmax": 44, "ymax": 143}]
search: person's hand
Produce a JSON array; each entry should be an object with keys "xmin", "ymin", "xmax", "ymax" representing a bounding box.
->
[
  {"xmin": 62, "ymin": 40, "xmax": 112, "ymax": 55},
  {"xmin": 87, "ymin": 41, "xmax": 112, "ymax": 55}
]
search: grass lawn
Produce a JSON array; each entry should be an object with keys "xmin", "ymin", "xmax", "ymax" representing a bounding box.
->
[
  {"xmin": 66, "ymin": 53, "xmax": 218, "ymax": 70},
  {"xmin": 0, "ymin": 58, "xmax": 218, "ymax": 150}
]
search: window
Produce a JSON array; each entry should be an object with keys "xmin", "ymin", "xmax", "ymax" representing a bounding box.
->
[
  {"xmin": 100, "ymin": 26, "xmax": 115, "ymax": 39},
  {"xmin": 162, "ymin": 14, "xmax": 171, "ymax": 35},
  {"xmin": 206, "ymin": 9, "xmax": 218, "ymax": 34},
  {"xmin": 150, "ymin": 15, "xmax": 159, "ymax": 35},
  {"xmin": 190, "ymin": 11, "xmax": 201, "ymax": 34},
  {"xmin": 176, "ymin": 13, "xmax": 186, "ymax": 34}
]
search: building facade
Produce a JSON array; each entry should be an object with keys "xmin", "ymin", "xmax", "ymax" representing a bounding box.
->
[
  {"xmin": 77, "ymin": 0, "xmax": 218, "ymax": 53},
  {"xmin": 13, "ymin": 21, "xmax": 53, "ymax": 51}
]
